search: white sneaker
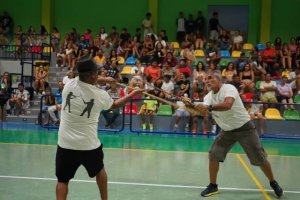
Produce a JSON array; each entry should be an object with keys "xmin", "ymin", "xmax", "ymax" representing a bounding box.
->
[
  {"xmin": 185, "ymin": 124, "xmax": 190, "ymax": 132},
  {"xmin": 174, "ymin": 124, "xmax": 178, "ymax": 131}
]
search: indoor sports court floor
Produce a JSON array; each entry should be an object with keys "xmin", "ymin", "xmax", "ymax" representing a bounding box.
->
[{"xmin": 1, "ymin": 123, "xmax": 300, "ymax": 200}]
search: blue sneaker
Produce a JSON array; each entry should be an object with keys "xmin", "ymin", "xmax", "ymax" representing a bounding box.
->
[{"xmin": 201, "ymin": 183, "xmax": 219, "ymax": 197}]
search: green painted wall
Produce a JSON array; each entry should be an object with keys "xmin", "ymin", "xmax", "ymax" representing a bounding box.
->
[
  {"xmin": 1, "ymin": 0, "xmax": 41, "ymax": 33},
  {"xmin": 158, "ymin": 0, "xmax": 261, "ymax": 44},
  {"xmin": 53, "ymin": 0, "xmax": 148, "ymax": 38},
  {"xmin": 2, "ymin": 0, "xmax": 300, "ymax": 44},
  {"xmin": 270, "ymin": 0, "xmax": 300, "ymax": 43}
]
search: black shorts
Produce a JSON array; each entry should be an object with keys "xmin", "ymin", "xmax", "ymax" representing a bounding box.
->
[{"xmin": 55, "ymin": 144, "xmax": 104, "ymax": 183}]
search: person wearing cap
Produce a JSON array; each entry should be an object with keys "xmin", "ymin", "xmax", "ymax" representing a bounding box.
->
[
  {"xmin": 55, "ymin": 55, "xmax": 142, "ymax": 200},
  {"xmin": 199, "ymin": 70, "xmax": 283, "ymax": 198}
]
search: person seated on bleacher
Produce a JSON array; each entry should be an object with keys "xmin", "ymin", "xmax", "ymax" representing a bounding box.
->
[
  {"xmin": 221, "ymin": 62, "xmax": 237, "ymax": 83},
  {"xmin": 94, "ymin": 49, "xmax": 106, "ymax": 68},
  {"xmin": 248, "ymin": 95, "xmax": 264, "ymax": 135},
  {"xmin": 131, "ymin": 59, "xmax": 145, "ymax": 76},
  {"xmin": 276, "ymin": 75, "xmax": 295, "ymax": 110},
  {"xmin": 206, "ymin": 40, "xmax": 220, "ymax": 66},
  {"xmin": 152, "ymin": 42, "xmax": 166, "ymax": 65},
  {"xmin": 100, "ymin": 39, "xmax": 113, "ymax": 58},
  {"xmin": 192, "ymin": 92, "xmax": 209, "ymax": 134},
  {"xmin": 162, "ymin": 51, "xmax": 178, "ymax": 68},
  {"xmin": 287, "ymin": 68, "xmax": 300, "ymax": 95},
  {"xmin": 9, "ymin": 83, "xmax": 30, "ymax": 117},
  {"xmin": 218, "ymin": 30, "xmax": 230, "ymax": 50},
  {"xmin": 160, "ymin": 75, "xmax": 174, "ymax": 99},
  {"xmin": 64, "ymin": 43, "xmax": 76, "ymax": 70},
  {"xmin": 56, "ymin": 47, "xmax": 66, "ymax": 68},
  {"xmin": 261, "ymin": 42, "xmax": 277, "ymax": 75},
  {"xmin": 235, "ymin": 52, "xmax": 250, "ymax": 74},
  {"xmin": 47, "ymin": 81, "xmax": 64, "ymax": 126},
  {"xmin": 280, "ymin": 43, "xmax": 292, "ymax": 69},
  {"xmin": 39, "ymin": 87, "xmax": 56, "ymax": 125},
  {"xmin": 232, "ymin": 30, "xmax": 243, "ymax": 51},
  {"xmin": 239, "ymin": 63, "xmax": 255, "ymax": 93},
  {"xmin": 194, "ymin": 30, "xmax": 206, "ymax": 49},
  {"xmin": 294, "ymin": 47, "xmax": 300, "ymax": 68},
  {"xmin": 145, "ymin": 59, "xmax": 162, "ymax": 82},
  {"xmin": 260, "ymin": 74, "xmax": 278, "ymax": 107},
  {"xmin": 182, "ymin": 44, "xmax": 196, "ymax": 67},
  {"xmin": 228, "ymin": 74, "xmax": 245, "ymax": 99},
  {"xmin": 175, "ymin": 59, "xmax": 191, "ymax": 81},
  {"xmin": 34, "ymin": 64, "xmax": 48, "ymax": 95},
  {"xmin": 101, "ymin": 82, "xmax": 122, "ymax": 129},
  {"xmin": 161, "ymin": 61, "xmax": 177, "ymax": 80},
  {"xmin": 250, "ymin": 55, "xmax": 267, "ymax": 77},
  {"xmin": 106, "ymin": 60, "xmax": 122, "ymax": 82},
  {"xmin": 175, "ymin": 72, "xmax": 190, "ymax": 97},
  {"xmin": 174, "ymin": 93, "xmax": 191, "ymax": 132},
  {"xmin": 139, "ymin": 90, "xmax": 158, "ymax": 131}
]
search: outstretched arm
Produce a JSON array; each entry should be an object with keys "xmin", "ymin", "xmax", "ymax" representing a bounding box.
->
[{"xmin": 110, "ymin": 89, "xmax": 143, "ymax": 109}]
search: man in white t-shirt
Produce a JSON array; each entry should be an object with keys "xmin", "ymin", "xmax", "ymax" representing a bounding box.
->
[
  {"xmin": 55, "ymin": 55, "xmax": 142, "ymax": 200},
  {"xmin": 142, "ymin": 12, "xmax": 153, "ymax": 36},
  {"xmin": 199, "ymin": 71, "xmax": 283, "ymax": 198}
]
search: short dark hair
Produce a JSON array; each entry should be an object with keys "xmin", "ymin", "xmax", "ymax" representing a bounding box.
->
[{"xmin": 75, "ymin": 55, "xmax": 98, "ymax": 80}]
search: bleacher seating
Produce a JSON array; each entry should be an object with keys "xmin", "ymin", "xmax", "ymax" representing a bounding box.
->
[{"xmin": 265, "ymin": 108, "xmax": 283, "ymax": 120}]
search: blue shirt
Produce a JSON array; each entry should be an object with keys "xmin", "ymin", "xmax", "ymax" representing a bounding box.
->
[{"xmin": 55, "ymin": 89, "xmax": 62, "ymax": 104}]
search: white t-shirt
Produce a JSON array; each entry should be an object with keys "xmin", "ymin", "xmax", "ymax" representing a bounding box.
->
[
  {"xmin": 260, "ymin": 81, "xmax": 277, "ymax": 98},
  {"xmin": 204, "ymin": 84, "xmax": 250, "ymax": 131},
  {"xmin": 161, "ymin": 81, "xmax": 174, "ymax": 94},
  {"xmin": 62, "ymin": 76, "xmax": 74, "ymax": 85},
  {"xmin": 58, "ymin": 78, "xmax": 113, "ymax": 150}
]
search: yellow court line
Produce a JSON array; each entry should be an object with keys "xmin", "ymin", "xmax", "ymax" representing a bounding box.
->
[
  {"xmin": 0, "ymin": 142, "xmax": 300, "ymax": 158},
  {"xmin": 236, "ymin": 154, "xmax": 272, "ymax": 200}
]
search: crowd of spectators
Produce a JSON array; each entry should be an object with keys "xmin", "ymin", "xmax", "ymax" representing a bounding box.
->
[{"xmin": 1, "ymin": 11, "xmax": 300, "ymax": 134}]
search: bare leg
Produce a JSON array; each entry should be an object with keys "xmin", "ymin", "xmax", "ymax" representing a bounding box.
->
[
  {"xmin": 96, "ymin": 168, "xmax": 108, "ymax": 200},
  {"xmin": 56, "ymin": 182, "xmax": 68, "ymax": 200},
  {"xmin": 260, "ymin": 160, "xmax": 275, "ymax": 181},
  {"xmin": 209, "ymin": 160, "xmax": 219, "ymax": 184}
]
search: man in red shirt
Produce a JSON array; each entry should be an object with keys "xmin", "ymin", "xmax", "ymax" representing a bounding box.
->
[{"xmin": 261, "ymin": 42, "xmax": 277, "ymax": 76}]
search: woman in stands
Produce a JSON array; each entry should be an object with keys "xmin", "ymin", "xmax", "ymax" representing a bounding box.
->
[
  {"xmin": 0, "ymin": 72, "xmax": 11, "ymax": 121},
  {"xmin": 277, "ymin": 75, "xmax": 295, "ymax": 110},
  {"xmin": 274, "ymin": 36, "xmax": 282, "ymax": 57},
  {"xmin": 294, "ymin": 47, "xmax": 300, "ymax": 68},
  {"xmin": 280, "ymin": 43, "xmax": 292, "ymax": 69},
  {"xmin": 221, "ymin": 62, "xmax": 237, "ymax": 82},
  {"xmin": 51, "ymin": 27, "xmax": 60, "ymax": 52},
  {"xmin": 239, "ymin": 63, "xmax": 255, "ymax": 93},
  {"xmin": 34, "ymin": 64, "xmax": 48, "ymax": 94}
]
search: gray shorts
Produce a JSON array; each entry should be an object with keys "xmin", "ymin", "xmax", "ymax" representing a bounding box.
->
[{"xmin": 209, "ymin": 121, "xmax": 267, "ymax": 166}]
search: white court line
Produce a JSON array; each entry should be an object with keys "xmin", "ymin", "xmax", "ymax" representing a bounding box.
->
[{"xmin": 0, "ymin": 175, "xmax": 300, "ymax": 194}]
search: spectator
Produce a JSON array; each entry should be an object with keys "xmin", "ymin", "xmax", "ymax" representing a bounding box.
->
[
  {"xmin": 94, "ymin": 49, "xmax": 106, "ymax": 68},
  {"xmin": 261, "ymin": 42, "xmax": 277, "ymax": 75},
  {"xmin": 294, "ymin": 47, "xmax": 300, "ymax": 68},
  {"xmin": 248, "ymin": 95, "xmax": 264, "ymax": 135},
  {"xmin": 160, "ymin": 75, "xmax": 174, "ymax": 99},
  {"xmin": 139, "ymin": 91, "xmax": 158, "ymax": 131},
  {"xmin": 228, "ymin": 74, "xmax": 245, "ymax": 98},
  {"xmin": 98, "ymin": 27, "xmax": 108, "ymax": 41},
  {"xmin": 193, "ymin": 61, "xmax": 207, "ymax": 87},
  {"xmin": 260, "ymin": 74, "xmax": 278, "ymax": 105},
  {"xmin": 161, "ymin": 61, "xmax": 177, "ymax": 79},
  {"xmin": 100, "ymin": 40, "xmax": 113, "ymax": 58},
  {"xmin": 288, "ymin": 37, "xmax": 297, "ymax": 56},
  {"xmin": 176, "ymin": 59, "xmax": 191, "ymax": 80},
  {"xmin": 206, "ymin": 40, "xmax": 220, "ymax": 66},
  {"xmin": 287, "ymin": 68, "xmax": 300, "ymax": 93},
  {"xmin": 218, "ymin": 30, "xmax": 230, "ymax": 50},
  {"xmin": 232, "ymin": 31, "xmax": 243, "ymax": 51},
  {"xmin": 64, "ymin": 43, "xmax": 76, "ymax": 70},
  {"xmin": 277, "ymin": 75, "xmax": 295, "ymax": 110},
  {"xmin": 0, "ymin": 72, "xmax": 11, "ymax": 121},
  {"xmin": 145, "ymin": 59, "xmax": 162, "ymax": 82},
  {"xmin": 106, "ymin": 61, "xmax": 122, "ymax": 82},
  {"xmin": 83, "ymin": 28, "xmax": 93, "ymax": 42},
  {"xmin": 40, "ymin": 87, "xmax": 56, "ymax": 125},
  {"xmin": 208, "ymin": 12, "xmax": 223, "ymax": 41},
  {"xmin": 274, "ymin": 37, "xmax": 282, "ymax": 57},
  {"xmin": 9, "ymin": 83, "xmax": 30, "ymax": 117},
  {"xmin": 176, "ymin": 72, "xmax": 190, "ymax": 97},
  {"xmin": 185, "ymin": 14, "xmax": 195, "ymax": 35},
  {"xmin": 119, "ymin": 28, "xmax": 131, "ymax": 43},
  {"xmin": 182, "ymin": 44, "xmax": 196, "ymax": 66},
  {"xmin": 108, "ymin": 26, "xmax": 119, "ymax": 48},
  {"xmin": 235, "ymin": 52, "xmax": 250, "ymax": 74},
  {"xmin": 131, "ymin": 59, "xmax": 144, "ymax": 76},
  {"xmin": 101, "ymin": 82, "xmax": 122, "ymax": 128},
  {"xmin": 280, "ymin": 43, "xmax": 292, "ymax": 69},
  {"xmin": 240, "ymin": 63, "xmax": 255, "ymax": 93},
  {"xmin": 152, "ymin": 42, "xmax": 166, "ymax": 64},
  {"xmin": 174, "ymin": 93, "xmax": 190, "ymax": 132},
  {"xmin": 56, "ymin": 47, "xmax": 66, "ymax": 68},
  {"xmin": 159, "ymin": 29, "xmax": 168, "ymax": 42},
  {"xmin": 51, "ymin": 27, "xmax": 61, "ymax": 52},
  {"xmin": 222, "ymin": 62, "xmax": 237, "ymax": 82},
  {"xmin": 0, "ymin": 11, "xmax": 13, "ymax": 36},
  {"xmin": 251, "ymin": 55, "xmax": 267, "ymax": 77},
  {"xmin": 194, "ymin": 30, "xmax": 206, "ymax": 49},
  {"xmin": 47, "ymin": 81, "xmax": 64, "ymax": 126},
  {"xmin": 142, "ymin": 12, "xmax": 153, "ymax": 36},
  {"xmin": 195, "ymin": 11, "xmax": 205, "ymax": 36},
  {"xmin": 34, "ymin": 64, "xmax": 48, "ymax": 94},
  {"xmin": 163, "ymin": 52, "xmax": 178, "ymax": 67},
  {"xmin": 70, "ymin": 27, "xmax": 80, "ymax": 43},
  {"xmin": 192, "ymin": 93, "xmax": 209, "ymax": 134},
  {"xmin": 176, "ymin": 11, "xmax": 186, "ymax": 45}
]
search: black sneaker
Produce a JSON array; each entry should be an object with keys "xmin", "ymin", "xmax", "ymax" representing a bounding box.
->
[
  {"xmin": 270, "ymin": 180, "xmax": 283, "ymax": 198},
  {"xmin": 201, "ymin": 183, "xmax": 219, "ymax": 197}
]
